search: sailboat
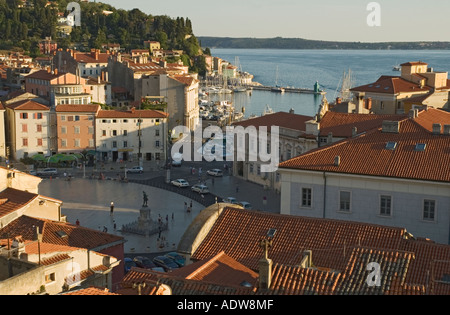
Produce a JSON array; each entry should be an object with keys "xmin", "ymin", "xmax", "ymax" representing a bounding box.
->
[
  {"xmin": 272, "ymin": 66, "xmax": 285, "ymax": 93},
  {"xmin": 233, "ymin": 56, "xmax": 247, "ymax": 92},
  {"xmin": 334, "ymin": 69, "xmax": 355, "ymax": 102}
]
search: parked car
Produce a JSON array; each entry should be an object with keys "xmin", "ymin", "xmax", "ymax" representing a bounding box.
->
[
  {"xmin": 37, "ymin": 168, "xmax": 58, "ymax": 176},
  {"xmin": 222, "ymin": 197, "xmax": 238, "ymax": 204},
  {"xmin": 171, "ymin": 179, "xmax": 189, "ymax": 188},
  {"xmin": 126, "ymin": 166, "xmax": 143, "ymax": 174},
  {"xmin": 238, "ymin": 202, "xmax": 253, "ymax": 210},
  {"xmin": 171, "ymin": 153, "xmax": 183, "ymax": 167},
  {"xmin": 28, "ymin": 170, "xmax": 37, "ymax": 176},
  {"xmin": 124, "ymin": 257, "xmax": 137, "ymax": 273},
  {"xmin": 207, "ymin": 169, "xmax": 223, "ymax": 177},
  {"xmin": 165, "ymin": 252, "xmax": 186, "ymax": 267},
  {"xmin": 133, "ymin": 256, "xmax": 157, "ymax": 269},
  {"xmin": 153, "ymin": 256, "xmax": 179, "ymax": 272},
  {"xmin": 171, "ymin": 160, "xmax": 182, "ymax": 167},
  {"xmin": 191, "ymin": 184, "xmax": 210, "ymax": 194}
]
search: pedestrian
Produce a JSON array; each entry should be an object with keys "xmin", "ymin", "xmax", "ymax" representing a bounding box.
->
[
  {"xmin": 76, "ymin": 219, "xmax": 80, "ymax": 226},
  {"xmin": 113, "ymin": 220, "xmax": 117, "ymax": 230},
  {"xmin": 172, "ymin": 213, "xmax": 174, "ymax": 220},
  {"xmin": 166, "ymin": 214, "xmax": 169, "ymax": 222},
  {"xmin": 110, "ymin": 202, "xmax": 114, "ymax": 215},
  {"xmin": 190, "ymin": 200, "xmax": 193, "ymax": 209},
  {"xmin": 103, "ymin": 226, "xmax": 108, "ymax": 233},
  {"xmin": 184, "ymin": 202, "xmax": 187, "ymax": 212}
]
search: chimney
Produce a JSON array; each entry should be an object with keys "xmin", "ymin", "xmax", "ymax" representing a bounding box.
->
[
  {"xmin": 131, "ymin": 107, "xmax": 136, "ymax": 113},
  {"xmin": 432, "ymin": 123, "xmax": 442, "ymax": 135},
  {"xmin": 289, "ymin": 108, "xmax": 295, "ymax": 114},
  {"xmin": 327, "ymin": 132, "xmax": 333, "ymax": 144},
  {"xmin": 47, "ymin": 67, "xmax": 51, "ymax": 73},
  {"xmin": 334, "ymin": 156, "xmax": 341, "ymax": 167},
  {"xmin": 11, "ymin": 236, "xmax": 25, "ymax": 258},
  {"xmin": 382, "ymin": 121, "xmax": 400, "ymax": 134},
  {"xmin": 300, "ymin": 250, "xmax": 313, "ymax": 268},
  {"xmin": 54, "ymin": 68, "xmax": 58, "ymax": 75},
  {"xmin": 443, "ymin": 125, "xmax": 450, "ymax": 136},
  {"xmin": 258, "ymin": 239, "xmax": 273, "ymax": 290},
  {"xmin": 352, "ymin": 127, "xmax": 358, "ymax": 137},
  {"xmin": 336, "ymin": 97, "xmax": 342, "ymax": 104}
]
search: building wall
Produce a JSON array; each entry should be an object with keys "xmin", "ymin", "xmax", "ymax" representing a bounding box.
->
[
  {"xmin": 57, "ymin": 112, "xmax": 96, "ymax": 152},
  {"xmin": 0, "ymin": 110, "xmax": 6, "ymax": 159},
  {"xmin": 280, "ymin": 170, "xmax": 450, "ymax": 244},
  {"xmin": 96, "ymin": 117, "xmax": 167, "ymax": 163},
  {"xmin": 6, "ymin": 109, "xmax": 50, "ymax": 160},
  {"xmin": 0, "ymin": 257, "xmax": 44, "ymax": 295}
]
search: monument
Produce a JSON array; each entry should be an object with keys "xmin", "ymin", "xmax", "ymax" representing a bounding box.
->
[{"xmin": 121, "ymin": 191, "xmax": 168, "ymax": 236}]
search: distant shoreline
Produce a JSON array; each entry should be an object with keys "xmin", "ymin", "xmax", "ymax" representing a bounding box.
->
[{"xmin": 199, "ymin": 37, "xmax": 450, "ymax": 50}]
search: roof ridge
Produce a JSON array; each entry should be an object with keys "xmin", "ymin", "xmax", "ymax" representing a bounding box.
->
[{"xmin": 185, "ymin": 250, "xmax": 228, "ymax": 279}]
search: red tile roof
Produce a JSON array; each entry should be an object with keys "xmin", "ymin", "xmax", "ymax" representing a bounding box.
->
[
  {"xmin": 401, "ymin": 61, "xmax": 428, "ymax": 66},
  {"xmin": 319, "ymin": 112, "xmax": 407, "ymax": 138},
  {"xmin": 192, "ymin": 208, "xmax": 406, "ymax": 272},
  {"xmin": 0, "ymin": 188, "xmax": 38, "ymax": 219},
  {"xmin": 171, "ymin": 251, "xmax": 258, "ymax": 288},
  {"xmin": 55, "ymin": 104, "xmax": 100, "ymax": 113},
  {"xmin": 280, "ymin": 111, "xmax": 450, "ymax": 183},
  {"xmin": 62, "ymin": 287, "xmax": 120, "ymax": 295},
  {"xmin": 5, "ymin": 100, "xmax": 49, "ymax": 111},
  {"xmin": 73, "ymin": 52, "xmax": 109, "ymax": 64},
  {"xmin": 97, "ymin": 109, "xmax": 168, "ymax": 119},
  {"xmin": 0, "ymin": 215, "xmax": 125, "ymax": 250},
  {"xmin": 171, "ymin": 75, "xmax": 198, "ymax": 86},
  {"xmin": 351, "ymin": 75, "xmax": 431, "ymax": 94},
  {"xmin": 26, "ymin": 69, "xmax": 65, "ymax": 81},
  {"xmin": 233, "ymin": 112, "xmax": 314, "ymax": 133}
]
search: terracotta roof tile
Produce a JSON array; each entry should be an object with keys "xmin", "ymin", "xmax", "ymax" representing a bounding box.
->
[
  {"xmin": 0, "ymin": 188, "xmax": 38, "ymax": 219},
  {"xmin": 55, "ymin": 104, "xmax": 100, "ymax": 113},
  {"xmin": 5, "ymin": 100, "xmax": 49, "ymax": 111},
  {"xmin": 319, "ymin": 112, "xmax": 407, "ymax": 138},
  {"xmin": 97, "ymin": 109, "xmax": 168, "ymax": 119},
  {"xmin": 192, "ymin": 208, "xmax": 406, "ymax": 272},
  {"xmin": 26, "ymin": 69, "xmax": 65, "ymax": 81},
  {"xmin": 63, "ymin": 287, "xmax": 120, "ymax": 295},
  {"xmin": 351, "ymin": 76, "xmax": 431, "ymax": 94},
  {"xmin": 280, "ymin": 113, "xmax": 450, "ymax": 183},
  {"xmin": 171, "ymin": 251, "xmax": 258, "ymax": 288},
  {"xmin": 233, "ymin": 112, "xmax": 314, "ymax": 133},
  {"xmin": 0, "ymin": 215, "xmax": 125, "ymax": 250}
]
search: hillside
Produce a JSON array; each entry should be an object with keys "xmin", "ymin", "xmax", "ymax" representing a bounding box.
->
[{"xmin": 198, "ymin": 36, "xmax": 450, "ymax": 50}]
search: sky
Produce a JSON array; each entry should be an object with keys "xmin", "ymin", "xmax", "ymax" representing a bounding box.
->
[{"xmin": 98, "ymin": 0, "xmax": 450, "ymax": 42}]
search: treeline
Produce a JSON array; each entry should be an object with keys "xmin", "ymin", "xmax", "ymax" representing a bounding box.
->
[
  {"xmin": 0, "ymin": 0, "xmax": 208, "ymax": 73},
  {"xmin": 198, "ymin": 36, "xmax": 450, "ymax": 50}
]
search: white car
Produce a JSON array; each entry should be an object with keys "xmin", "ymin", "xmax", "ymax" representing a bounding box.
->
[
  {"xmin": 207, "ymin": 169, "xmax": 223, "ymax": 177},
  {"xmin": 37, "ymin": 168, "xmax": 58, "ymax": 176},
  {"xmin": 191, "ymin": 184, "xmax": 210, "ymax": 194},
  {"xmin": 238, "ymin": 202, "xmax": 253, "ymax": 210},
  {"xmin": 222, "ymin": 197, "xmax": 238, "ymax": 204},
  {"xmin": 126, "ymin": 166, "xmax": 143, "ymax": 174},
  {"xmin": 171, "ymin": 179, "xmax": 190, "ymax": 188}
]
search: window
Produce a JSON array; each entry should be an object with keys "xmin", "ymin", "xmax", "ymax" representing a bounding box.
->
[
  {"xmin": 61, "ymin": 139, "xmax": 67, "ymax": 147},
  {"xmin": 61, "ymin": 115, "xmax": 66, "ymax": 121},
  {"xmin": 102, "ymin": 130, "xmax": 106, "ymax": 137},
  {"xmin": 155, "ymin": 153, "xmax": 161, "ymax": 160},
  {"xmin": 123, "ymin": 119, "xmax": 128, "ymax": 123},
  {"xmin": 380, "ymin": 101, "xmax": 385, "ymax": 110},
  {"xmin": 74, "ymin": 126, "xmax": 80, "ymax": 134},
  {"xmin": 380, "ymin": 195, "xmax": 392, "ymax": 216},
  {"xmin": 68, "ymin": 116, "xmax": 74, "ymax": 122},
  {"xmin": 61, "ymin": 126, "xmax": 67, "ymax": 134},
  {"xmin": 36, "ymin": 113, "xmax": 43, "ymax": 120},
  {"xmin": 89, "ymin": 139, "xmax": 94, "ymax": 148},
  {"xmin": 423, "ymin": 200, "xmax": 436, "ymax": 221},
  {"xmin": 415, "ymin": 143, "xmax": 427, "ymax": 152},
  {"xmin": 155, "ymin": 141, "xmax": 160, "ymax": 148},
  {"xmin": 22, "ymin": 124, "xmax": 28, "ymax": 133},
  {"xmin": 112, "ymin": 130, "xmax": 117, "ymax": 136},
  {"xmin": 88, "ymin": 127, "xmax": 94, "ymax": 135},
  {"xmin": 45, "ymin": 273, "xmax": 55, "ymax": 284},
  {"xmin": 123, "ymin": 130, "xmax": 128, "ymax": 136},
  {"xmin": 339, "ymin": 191, "xmax": 351, "ymax": 212},
  {"xmin": 74, "ymin": 139, "xmax": 80, "ymax": 147},
  {"xmin": 249, "ymin": 163, "xmax": 254, "ymax": 174},
  {"xmin": 75, "ymin": 116, "xmax": 80, "ymax": 121},
  {"xmin": 37, "ymin": 125, "xmax": 42, "ymax": 132},
  {"xmin": 37, "ymin": 138, "xmax": 43, "ymax": 146},
  {"xmin": 22, "ymin": 138, "xmax": 28, "ymax": 147},
  {"xmin": 155, "ymin": 129, "xmax": 160, "ymax": 136},
  {"xmin": 123, "ymin": 141, "xmax": 128, "ymax": 148},
  {"xmin": 301, "ymin": 188, "xmax": 312, "ymax": 208},
  {"xmin": 20, "ymin": 113, "xmax": 28, "ymax": 119},
  {"xmin": 112, "ymin": 141, "xmax": 117, "ymax": 148},
  {"xmin": 386, "ymin": 142, "xmax": 397, "ymax": 150}
]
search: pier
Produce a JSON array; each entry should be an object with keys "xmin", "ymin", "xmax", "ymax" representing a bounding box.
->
[{"xmin": 249, "ymin": 85, "xmax": 326, "ymax": 95}]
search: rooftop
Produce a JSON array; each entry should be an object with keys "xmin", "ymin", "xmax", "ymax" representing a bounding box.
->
[
  {"xmin": 280, "ymin": 109, "xmax": 450, "ymax": 183},
  {"xmin": 233, "ymin": 111, "xmax": 314, "ymax": 133},
  {"xmin": 5, "ymin": 100, "xmax": 49, "ymax": 111},
  {"xmin": 351, "ymin": 75, "xmax": 431, "ymax": 94},
  {"xmin": 97, "ymin": 109, "xmax": 169, "ymax": 119}
]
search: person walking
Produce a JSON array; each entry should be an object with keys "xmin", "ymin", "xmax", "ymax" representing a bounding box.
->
[
  {"xmin": 76, "ymin": 219, "xmax": 80, "ymax": 226},
  {"xmin": 110, "ymin": 202, "xmax": 114, "ymax": 216}
]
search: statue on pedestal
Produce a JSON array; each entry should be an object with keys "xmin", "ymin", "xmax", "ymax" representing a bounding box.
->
[{"xmin": 142, "ymin": 191, "xmax": 148, "ymax": 207}]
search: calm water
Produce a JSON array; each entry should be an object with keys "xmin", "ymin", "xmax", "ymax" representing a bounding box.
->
[{"xmin": 210, "ymin": 49, "xmax": 450, "ymax": 117}]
